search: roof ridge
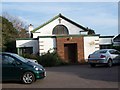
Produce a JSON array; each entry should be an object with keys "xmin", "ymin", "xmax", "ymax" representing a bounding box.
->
[
  {"xmin": 32, "ymin": 13, "xmax": 89, "ymax": 33},
  {"xmin": 32, "ymin": 14, "xmax": 60, "ymax": 33}
]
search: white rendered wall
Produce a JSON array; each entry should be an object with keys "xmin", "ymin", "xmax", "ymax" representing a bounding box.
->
[
  {"xmin": 39, "ymin": 38, "xmax": 56, "ymax": 55},
  {"xmin": 84, "ymin": 36, "xmax": 100, "ymax": 61},
  {"xmin": 33, "ymin": 17, "xmax": 85, "ymax": 38},
  {"xmin": 16, "ymin": 40, "xmax": 39, "ymax": 54}
]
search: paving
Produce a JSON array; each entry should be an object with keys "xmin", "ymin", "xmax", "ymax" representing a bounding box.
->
[{"xmin": 2, "ymin": 64, "xmax": 120, "ymax": 88}]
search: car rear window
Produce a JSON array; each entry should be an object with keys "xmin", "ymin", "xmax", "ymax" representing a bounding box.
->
[{"xmin": 93, "ymin": 50, "xmax": 107, "ymax": 54}]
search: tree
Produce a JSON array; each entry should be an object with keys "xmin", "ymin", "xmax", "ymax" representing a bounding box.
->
[
  {"xmin": 86, "ymin": 27, "xmax": 95, "ymax": 35},
  {"xmin": 2, "ymin": 12, "xmax": 29, "ymax": 38},
  {"xmin": 1, "ymin": 16, "xmax": 18, "ymax": 52},
  {"xmin": 18, "ymin": 28, "xmax": 29, "ymax": 38},
  {"xmin": 88, "ymin": 29, "xmax": 95, "ymax": 35}
]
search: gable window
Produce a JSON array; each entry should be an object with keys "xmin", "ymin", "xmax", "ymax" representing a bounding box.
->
[{"xmin": 52, "ymin": 25, "xmax": 69, "ymax": 35}]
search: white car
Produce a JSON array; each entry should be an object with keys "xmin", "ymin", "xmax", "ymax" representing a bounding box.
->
[{"xmin": 88, "ymin": 49, "xmax": 120, "ymax": 67}]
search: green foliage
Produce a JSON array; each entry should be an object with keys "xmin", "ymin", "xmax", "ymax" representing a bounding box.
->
[
  {"xmin": 111, "ymin": 46, "xmax": 120, "ymax": 52},
  {"xmin": 1, "ymin": 15, "xmax": 29, "ymax": 52},
  {"xmin": 22, "ymin": 52, "xmax": 67, "ymax": 67},
  {"xmin": 38, "ymin": 52, "xmax": 64, "ymax": 67},
  {"xmin": 88, "ymin": 29, "xmax": 95, "ymax": 35},
  {"xmin": 1, "ymin": 16, "xmax": 18, "ymax": 52},
  {"xmin": 22, "ymin": 53, "xmax": 39, "ymax": 60}
]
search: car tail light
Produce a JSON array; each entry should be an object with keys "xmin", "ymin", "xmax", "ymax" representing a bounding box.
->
[{"xmin": 100, "ymin": 55, "xmax": 106, "ymax": 58}]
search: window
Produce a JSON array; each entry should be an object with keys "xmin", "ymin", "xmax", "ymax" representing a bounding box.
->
[
  {"xmin": 93, "ymin": 50, "xmax": 107, "ymax": 54},
  {"xmin": 52, "ymin": 25, "xmax": 69, "ymax": 35},
  {"xmin": 99, "ymin": 50, "xmax": 107, "ymax": 54},
  {"xmin": 109, "ymin": 50, "xmax": 120, "ymax": 55},
  {"xmin": 100, "ymin": 45, "xmax": 111, "ymax": 49},
  {"xmin": 2, "ymin": 55, "xmax": 15, "ymax": 64},
  {"xmin": 19, "ymin": 47, "xmax": 33, "ymax": 55}
]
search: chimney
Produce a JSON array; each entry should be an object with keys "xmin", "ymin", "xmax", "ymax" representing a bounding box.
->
[{"xmin": 28, "ymin": 24, "xmax": 33, "ymax": 38}]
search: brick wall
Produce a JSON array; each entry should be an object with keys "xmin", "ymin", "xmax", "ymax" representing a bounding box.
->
[{"xmin": 56, "ymin": 36, "xmax": 85, "ymax": 63}]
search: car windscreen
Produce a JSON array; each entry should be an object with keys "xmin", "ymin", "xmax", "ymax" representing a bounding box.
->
[{"xmin": 11, "ymin": 54, "xmax": 28, "ymax": 63}]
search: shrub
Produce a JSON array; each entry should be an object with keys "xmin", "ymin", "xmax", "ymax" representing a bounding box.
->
[
  {"xmin": 111, "ymin": 46, "xmax": 120, "ymax": 52},
  {"xmin": 38, "ymin": 52, "xmax": 64, "ymax": 67},
  {"xmin": 21, "ymin": 52, "xmax": 68, "ymax": 67},
  {"xmin": 22, "ymin": 53, "xmax": 39, "ymax": 61}
]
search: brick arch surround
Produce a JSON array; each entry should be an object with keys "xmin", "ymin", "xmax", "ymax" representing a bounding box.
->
[{"xmin": 56, "ymin": 36, "xmax": 85, "ymax": 63}]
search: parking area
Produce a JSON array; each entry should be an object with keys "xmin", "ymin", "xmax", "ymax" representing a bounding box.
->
[{"xmin": 2, "ymin": 64, "xmax": 120, "ymax": 88}]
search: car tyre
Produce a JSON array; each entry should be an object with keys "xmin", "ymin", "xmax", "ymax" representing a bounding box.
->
[
  {"xmin": 22, "ymin": 72, "xmax": 35, "ymax": 84},
  {"xmin": 90, "ymin": 64, "xmax": 96, "ymax": 67},
  {"xmin": 107, "ymin": 60, "xmax": 112, "ymax": 67}
]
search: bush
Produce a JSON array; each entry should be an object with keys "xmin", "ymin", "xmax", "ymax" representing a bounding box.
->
[
  {"xmin": 21, "ymin": 52, "xmax": 67, "ymax": 67},
  {"xmin": 22, "ymin": 53, "xmax": 39, "ymax": 61},
  {"xmin": 38, "ymin": 52, "xmax": 64, "ymax": 67},
  {"xmin": 111, "ymin": 46, "xmax": 120, "ymax": 52}
]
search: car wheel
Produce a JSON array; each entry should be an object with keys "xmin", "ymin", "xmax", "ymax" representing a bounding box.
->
[
  {"xmin": 22, "ymin": 72, "xmax": 35, "ymax": 84},
  {"xmin": 90, "ymin": 64, "xmax": 96, "ymax": 67},
  {"xmin": 107, "ymin": 60, "xmax": 112, "ymax": 67}
]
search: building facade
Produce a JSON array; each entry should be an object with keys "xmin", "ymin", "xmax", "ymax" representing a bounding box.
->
[{"xmin": 16, "ymin": 14, "xmax": 113, "ymax": 63}]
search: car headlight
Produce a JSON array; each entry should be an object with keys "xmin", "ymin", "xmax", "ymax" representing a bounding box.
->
[
  {"xmin": 34, "ymin": 66, "xmax": 43, "ymax": 71},
  {"xmin": 35, "ymin": 67, "xmax": 39, "ymax": 71}
]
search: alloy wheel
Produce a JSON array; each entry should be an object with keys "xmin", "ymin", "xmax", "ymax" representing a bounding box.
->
[{"xmin": 22, "ymin": 72, "xmax": 35, "ymax": 84}]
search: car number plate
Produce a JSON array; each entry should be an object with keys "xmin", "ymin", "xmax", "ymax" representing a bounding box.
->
[{"xmin": 91, "ymin": 60, "xmax": 97, "ymax": 63}]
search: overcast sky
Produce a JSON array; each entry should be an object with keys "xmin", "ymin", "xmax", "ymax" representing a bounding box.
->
[{"xmin": 1, "ymin": 1, "xmax": 118, "ymax": 36}]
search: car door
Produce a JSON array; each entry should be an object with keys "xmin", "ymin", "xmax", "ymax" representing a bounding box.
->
[
  {"xmin": 2, "ymin": 54, "xmax": 23, "ymax": 81},
  {"xmin": 114, "ymin": 50, "xmax": 120, "ymax": 63},
  {"xmin": 109, "ymin": 50, "xmax": 120, "ymax": 64}
]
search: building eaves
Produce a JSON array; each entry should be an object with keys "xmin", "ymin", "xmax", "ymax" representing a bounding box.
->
[
  {"xmin": 16, "ymin": 38, "xmax": 38, "ymax": 40},
  {"xmin": 113, "ymin": 34, "xmax": 120, "ymax": 42},
  {"xmin": 31, "ymin": 14, "xmax": 60, "ymax": 33},
  {"xmin": 100, "ymin": 36, "xmax": 114, "ymax": 38}
]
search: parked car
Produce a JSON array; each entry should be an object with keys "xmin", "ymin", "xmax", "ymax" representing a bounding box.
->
[
  {"xmin": 88, "ymin": 49, "xmax": 120, "ymax": 67},
  {"xmin": 1, "ymin": 52, "xmax": 46, "ymax": 84}
]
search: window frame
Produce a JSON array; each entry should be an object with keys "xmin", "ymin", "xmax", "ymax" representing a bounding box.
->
[{"xmin": 52, "ymin": 25, "xmax": 69, "ymax": 35}]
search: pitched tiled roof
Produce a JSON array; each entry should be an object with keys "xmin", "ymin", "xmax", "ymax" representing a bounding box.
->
[{"xmin": 32, "ymin": 13, "xmax": 89, "ymax": 33}]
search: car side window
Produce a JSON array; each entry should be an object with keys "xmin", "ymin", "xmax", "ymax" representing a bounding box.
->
[
  {"xmin": 109, "ymin": 50, "xmax": 120, "ymax": 55},
  {"xmin": 2, "ymin": 55, "xmax": 15, "ymax": 64},
  {"xmin": 109, "ymin": 50, "xmax": 115, "ymax": 54},
  {"xmin": 114, "ymin": 51, "xmax": 120, "ymax": 55}
]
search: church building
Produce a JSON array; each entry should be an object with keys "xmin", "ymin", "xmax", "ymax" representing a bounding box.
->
[{"xmin": 16, "ymin": 14, "xmax": 113, "ymax": 63}]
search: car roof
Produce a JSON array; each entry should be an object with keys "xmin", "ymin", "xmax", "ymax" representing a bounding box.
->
[
  {"xmin": 98, "ymin": 49, "xmax": 117, "ymax": 51},
  {"xmin": 0, "ymin": 52, "xmax": 17, "ymax": 55}
]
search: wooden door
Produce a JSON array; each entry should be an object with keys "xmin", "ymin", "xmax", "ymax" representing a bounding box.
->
[{"xmin": 64, "ymin": 44, "xmax": 77, "ymax": 63}]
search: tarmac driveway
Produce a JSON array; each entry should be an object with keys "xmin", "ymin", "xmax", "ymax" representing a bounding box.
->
[{"xmin": 2, "ymin": 64, "xmax": 120, "ymax": 88}]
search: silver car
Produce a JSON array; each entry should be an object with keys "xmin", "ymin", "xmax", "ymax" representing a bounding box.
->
[{"xmin": 88, "ymin": 49, "xmax": 120, "ymax": 67}]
